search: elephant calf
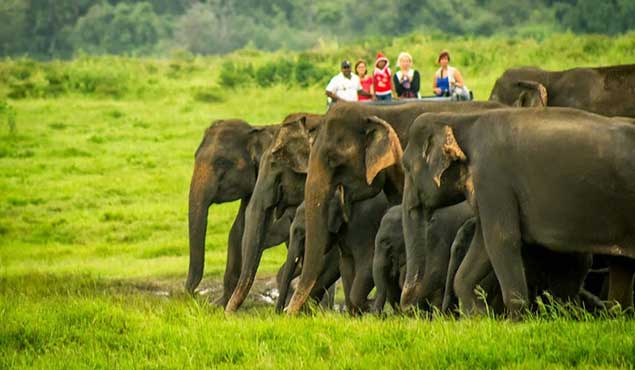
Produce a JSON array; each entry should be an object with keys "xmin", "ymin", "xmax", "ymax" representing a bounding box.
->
[
  {"xmin": 276, "ymin": 202, "xmax": 341, "ymax": 313},
  {"xmin": 278, "ymin": 193, "xmax": 389, "ymax": 315},
  {"xmin": 372, "ymin": 205, "xmax": 405, "ymax": 313}
]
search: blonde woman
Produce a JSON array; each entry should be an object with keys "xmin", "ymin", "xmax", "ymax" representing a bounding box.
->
[{"xmin": 393, "ymin": 52, "xmax": 420, "ymax": 99}]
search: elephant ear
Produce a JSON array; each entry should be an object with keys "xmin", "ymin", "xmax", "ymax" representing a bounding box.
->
[
  {"xmin": 271, "ymin": 117, "xmax": 310, "ymax": 174},
  {"xmin": 247, "ymin": 127, "xmax": 274, "ymax": 164},
  {"xmin": 365, "ymin": 116, "xmax": 403, "ymax": 185},
  {"xmin": 515, "ymin": 80, "xmax": 548, "ymax": 107},
  {"xmin": 423, "ymin": 125, "xmax": 466, "ymax": 188}
]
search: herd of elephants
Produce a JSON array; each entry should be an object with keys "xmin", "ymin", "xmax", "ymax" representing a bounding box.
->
[{"xmin": 185, "ymin": 64, "xmax": 635, "ymax": 317}]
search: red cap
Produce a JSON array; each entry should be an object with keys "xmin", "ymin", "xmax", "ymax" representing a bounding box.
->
[{"xmin": 375, "ymin": 53, "xmax": 389, "ymax": 66}]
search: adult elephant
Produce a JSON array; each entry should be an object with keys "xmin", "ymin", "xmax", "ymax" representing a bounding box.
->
[
  {"xmin": 488, "ymin": 64, "xmax": 635, "ymax": 117},
  {"xmin": 224, "ymin": 116, "xmax": 323, "ymax": 313},
  {"xmin": 404, "ymin": 107, "xmax": 635, "ymax": 315},
  {"xmin": 285, "ymin": 100, "xmax": 505, "ymax": 314},
  {"xmin": 186, "ymin": 114, "xmax": 319, "ymax": 307}
]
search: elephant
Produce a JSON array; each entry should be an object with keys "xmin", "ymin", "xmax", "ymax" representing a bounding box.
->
[
  {"xmin": 488, "ymin": 64, "xmax": 635, "ymax": 117},
  {"xmin": 224, "ymin": 115, "xmax": 323, "ymax": 312},
  {"xmin": 186, "ymin": 119, "xmax": 283, "ymax": 306},
  {"xmin": 285, "ymin": 100, "xmax": 505, "ymax": 314},
  {"xmin": 276, "ymin": 202, "xmax": 341, "ymax": 313},
  {"xmin": 372, "ymin": 202, "xmax": 473, "ymax": 312},
  {"xmin": 186, "ymin": 113, "xmax": 320, "ymax": 307},
  {"xmin": 280, "ymin": 192, "xmax": 389, "ymax": 315},
  {"xmin": 372, "ymin": 205, "xmax": 405, "ymax": 313},
  {"xmin": 399, "ymin": 200, "xmax": 474, "ymax": 310},
  {"xmin": 441, "ymin": 218, "xmax": 601, "ymax": 313},
  {"xmin": 333, "ymin": 191, "xmax": 389, "ymax": 315},
  {"xmin": 403, "ymin": 107, "xmax": 635, "ymax": 315}
]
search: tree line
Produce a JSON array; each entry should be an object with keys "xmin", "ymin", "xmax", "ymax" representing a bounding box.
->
[{"xmin": 1, "ymin": 0, "xmax": 633, "ymax": 59}]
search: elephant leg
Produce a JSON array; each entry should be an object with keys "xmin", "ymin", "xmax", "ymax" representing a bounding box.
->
[
  {"xmin": 339, "ymin": 252, "xmax": 355, "ymax": 311},
  {"xmin": 311, "ymin": 248, "xmax": 341, "ymax": 308},
  {"xmin": 608, "ymin": 257, "xmax": 635, "ymax": 310},
  {"xmin": 372, "ymin": 245, "xmax": 391, "ymax": 314},
  {"xmin": 386, "ymin": 277, "xmax": 402, "ymax": 313},
  {"xmin": 442, "ymin": 218, "xmax": 476, "ymax": 312},
  {"xmin": 348, "ymin": 259, "xmax": 374, "ymax": 315},
  {"xmin": 218, "ymin": 199, "xmax": 247, "ymax": 307},
  {"xmin": 320, "ymin": 283, "xmax": 337, "ymax": 309},
  {"xmin": 579, "ymin": 288, "xmax": 605, "ymax": 311},
  {"xmin": 454, "ymin": 225, "xmax": 494, "ymax": 315},
  {"xmin": 478, "ymin": 190, "xmax": 528, "ymax": 315}
]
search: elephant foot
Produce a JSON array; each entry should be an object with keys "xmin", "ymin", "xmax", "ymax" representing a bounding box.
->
[{"xmin": 213, "ymin": 295, "xmax": 229, "ymax": 308}]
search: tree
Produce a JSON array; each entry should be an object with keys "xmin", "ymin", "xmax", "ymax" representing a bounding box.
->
[{"xmin": 71, "ymin": 1, "xmax": 166, "ymax": 55}]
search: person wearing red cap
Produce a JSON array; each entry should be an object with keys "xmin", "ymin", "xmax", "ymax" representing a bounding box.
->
[{"xmin": 373, "ymin": 53, "xmax": 393, "ymax": 101}]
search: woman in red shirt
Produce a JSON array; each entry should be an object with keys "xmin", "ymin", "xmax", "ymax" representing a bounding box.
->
[{"xmin": 355, "ymin": 60, "xmax": 373, "ymax": 101}]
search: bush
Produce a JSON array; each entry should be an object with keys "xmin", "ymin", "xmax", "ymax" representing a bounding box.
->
[
  {"xmin": 255, "ymin": 59, "xmax": 295, "ymax": 87},
  {"xmin": 295, "ymin": 54, "xmax": 331, "ymax": 87},
  {"xmin": 219, "ymin": 61, "xmax": 255, "ymax": 88},
  {"xmin": 2, "ymin": 59, "xmax": 129, "ymax": 99}
]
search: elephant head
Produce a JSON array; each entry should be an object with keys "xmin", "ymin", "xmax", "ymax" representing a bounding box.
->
[
  {"xmin": 186, "ymin": 120, "xmax": 275, "ymax": 295},
  {"xmin": 489, "ymin": 68, "xmax": 548, "ymax": 108},
  {"xmin": 285, "ymin": 107, "xmax": 404, "ymax": 314},
  {"xmin": 400, "ymin": 113, "xmax": 471, "ymax": 309},
  {"xmin": 224, "ymin": 117, "xmax": 319, "ymax": 312}
]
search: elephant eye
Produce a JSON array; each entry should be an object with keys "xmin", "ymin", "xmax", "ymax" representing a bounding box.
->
[{"xmin": 214, "ymin": 157, "xmax": 234, "ymax": 170}]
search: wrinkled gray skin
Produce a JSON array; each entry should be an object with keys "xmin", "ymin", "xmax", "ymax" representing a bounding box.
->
[
  {"xmin": 276, "ymin": 202, "xmax": 341, "ymax": 313},
  {"xmin": 489, "ymin": 64, "xmax": 635, "ymax": 117},
  {"xmin": 373, "ymin": 206, "xmax": 406, "ymax": 313},
  {"xmin": 442, "ymin": 218, "xmax": 602, "ymax": 313},
  {"xmin": 186, "ymin": 119, "xmax": 292, "ymax": 306},
  {"xmin": 399, "ymin": 200, "xmax": 474, "ymax": 310},
  {"xmin": 225, "ymin": 115, "xmax": 323, "ymax": 312},
  {"xmin": 404, "ymin": 108, "xmax": 635, "ymax": 315},
  {"xmin": 286, "ymin": 100, "xmax": 506, "ymax": 315},
  {"xmin": 334, "ymin": 192, "xmax": 389, "ymax": 315},
  {"xmin": 280, "ymin": 192, "xmax": 389, "ymax": 315}
]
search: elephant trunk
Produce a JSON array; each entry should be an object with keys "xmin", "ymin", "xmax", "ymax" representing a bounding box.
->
[
  {"xmin": 400, "ymin": 176, "xmax": 428, "ymax": 309},
  {"xmin": 185, "ymin": 164, "xmax": 215, "ymax": 294},
  {"xmin": 286, "ymin": 158, "xmax": 332, "ymax": 315},
  {"xmin": 276, "ymin": 232, "xmax": 303, "ymax": 313},
  {"xmin": 224, "ymin": 192, "xmax": 272, "ymax": 313}
]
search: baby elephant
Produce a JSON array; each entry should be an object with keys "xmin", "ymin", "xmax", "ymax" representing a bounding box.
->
[
  {"xmin": 278, "ymin": 192, "xmax": 389, "ymax": 315},
  {"xmin": 276, "ymin": 202, "xmax": 341, "ymax": 313},
  {"xmin": 372, "ymin": 205, "xmax": 406, "ymax": 313}
]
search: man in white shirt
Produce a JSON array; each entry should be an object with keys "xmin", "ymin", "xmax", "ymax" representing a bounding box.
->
[{"xmin": 325, "ymin": 60, "xmax": 372, "ymax": 104}]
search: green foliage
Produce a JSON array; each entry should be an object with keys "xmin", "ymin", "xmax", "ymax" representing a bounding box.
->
[
  {"xmin": 219, "ymin": 61, "xmax": 255, "ymax": 88},
  {"xmin": 255, "ymin": 59, "xmax": 294, "ymax": 87},
  {"xmin": 0, "ymin": 99, "xmax": 16, "ymax": 134},
  {"xmin": 295, "ymin": 54, "xmax": 331, "ymax": 87},
  {"xmin": 192, "ymin": 86, "xmax": 226, "ymax": 103},
  {"xmin": 1, "ymin": 0, "xmax": 634, "ymax": 58},
  {"xmin": 70, "ymin": 2, "xmax": 167, "ymax": 55}
]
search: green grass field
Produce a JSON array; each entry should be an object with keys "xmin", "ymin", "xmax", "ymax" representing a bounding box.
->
[{"xmin": 2, "ymin": 33, "xmax": 635, "ymax": 369}]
